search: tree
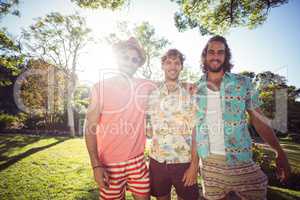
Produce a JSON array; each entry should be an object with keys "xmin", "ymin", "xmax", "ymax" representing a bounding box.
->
[
  {"xmin": 21, "ymin": 12, "xmax": 92, "ymax": 136},
  {"xmin": 239, "ymin": 71, "xmax": 300, "ymax": 134},
  {"xmin": 0, "ymin": 0, "xmax": 23, "ymax": 87},
  {"xmin": 17, "ymin": 59, "xmax": 66, "ymax": 130},
  {"xmin": 106, "ymin": 21, "xmax": 170, "ymax": 79},
  {"xmin": 0, "ymin": 28, "xmax": 23, "ymax": 86},
  {"xmin": 179, "ymin": 65, "xmax": 199, "ymax": 83},
  {"xmin": 172, "ymin": 0, "xmax": 289, "ymax": 35},
  {"xmin": 0, "ymin": 0, "xmax": 20, "ymax": 20},
  {"xmin": 71, "ymin": 0, "xmax": 127, "ymax": 10},
  {"xmin": 239, "ymin": 71, "xmax": 256, "ymax": 80}
]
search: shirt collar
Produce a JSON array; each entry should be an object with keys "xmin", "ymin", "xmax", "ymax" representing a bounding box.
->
[
  {"xmin": 159, "ymin": 80, "xmax": 184, "ymax": 95},
  {"xmin": 199, "ymin": 71, "xmax": 233, "ymax": 83}
]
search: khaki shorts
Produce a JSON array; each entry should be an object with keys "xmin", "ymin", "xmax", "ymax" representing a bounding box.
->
[{"xmin": 200, "ymin": 154, "xmax": 268, "ymax": 200}]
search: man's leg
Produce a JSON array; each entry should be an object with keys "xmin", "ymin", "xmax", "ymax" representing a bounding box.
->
[
  {"xmin": 233, "ymin": 165, "xmax": 268, "ymax": 200},
  {"xmin": 200, "ymin": 155, "xmax": 228, "ymax": 200},
  {"xmin": 170, "ymin": 163, "xmax": 199, "ymax": 200},
  {"xmin": 201, "ymin": 154, "xmax": 268, "ymax": 200},
  {"xmin": 132, "ymin": 193, "xmax": 150, "ymax": 200},
  {"xmin": 148, "ymin": 158, "xmax": 172, "ymax": 200},
  {"xmin": 125, "ymin": 154, "xmax": 151, "ymax": 200},
  {"xmin": 99, "ymin": 165, "xmax": 126, "ymax": 200}
]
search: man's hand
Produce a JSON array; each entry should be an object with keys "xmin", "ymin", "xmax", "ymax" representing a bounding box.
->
[
  {"xmin": 182, "ymin": 163, "xmax": 198, "ymax": 187},
  {"xmin": 275, "ymin": 150, "xmax": 291, "ymax": 183},
  {"xmin": 93, "ymin": 167, "xmax": 110, "ymax": 189}
]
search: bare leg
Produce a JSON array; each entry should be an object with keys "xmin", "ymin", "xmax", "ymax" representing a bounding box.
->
[{"xmin": 132, "ymin": 193, "xmax": 150, "ymax": 200}]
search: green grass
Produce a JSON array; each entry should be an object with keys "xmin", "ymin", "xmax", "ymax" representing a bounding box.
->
[
  {"xmin": 0, "ymin": 133, "xmax": 299, "ymax": 200},
  {"xmin": 279, "ymin": 139, "xmax": 300, "ymax": 171},
  {"xmin": 0, "ymin": 134, "xmax": 98, "ymax": 200},
  {"xmin": 268, "ymin": 186, "xmax": 300, "ymax": 200}
]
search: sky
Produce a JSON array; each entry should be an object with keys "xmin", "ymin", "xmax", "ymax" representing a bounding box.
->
[{"xmin": 2, "ymin": 0, "xmax": 300, "ymax": 87}]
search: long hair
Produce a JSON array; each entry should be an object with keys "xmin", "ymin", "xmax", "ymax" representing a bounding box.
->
[{"xmin": 201, "ymin": 35, "xmax": 233, "ymax": 73}]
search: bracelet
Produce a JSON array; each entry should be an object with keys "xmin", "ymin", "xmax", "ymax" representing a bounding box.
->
[{"xmin": 92, "ymin": 165, "xmax": 105, "ymax": 169}]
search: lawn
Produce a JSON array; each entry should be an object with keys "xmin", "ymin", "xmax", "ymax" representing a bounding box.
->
[{"xmin": 0, "ymin": 133, "xmax": 300, "ymax": 200}]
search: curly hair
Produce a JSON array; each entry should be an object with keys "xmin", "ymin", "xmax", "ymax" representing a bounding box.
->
[
  {"xmin": 161, "ymin": 49, "xmax": 185, "ymax": 66},
  {"xmin": 201, "ymin": 35, "xmax": 233, "ymax": 73}
]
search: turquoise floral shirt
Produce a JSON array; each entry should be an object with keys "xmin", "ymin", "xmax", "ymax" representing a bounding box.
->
[{"xmin": 195, "ymin": 72, "xmax": 262, "ymax": 165}]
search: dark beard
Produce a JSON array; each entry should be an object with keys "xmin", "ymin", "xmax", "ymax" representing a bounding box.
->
[
  {"xmin": 206, "ymin": 64, "xmax": 223, "ymax": 73},
  {"xmin": 204, "ymin": 59, "xmax": 224, "ymax": 73}
]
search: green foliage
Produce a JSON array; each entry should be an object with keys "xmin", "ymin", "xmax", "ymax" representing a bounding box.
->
[
  {"xmin": 18, "ymin": 59, "xmax": 70, "ymax": 130},
  {"xmin": 134, "ymin": 22, "xmax": 170, "ymax": 79},
  {"xmin": 21, "ymin": 12, "xmax": 92, "ymax": 135},
  {"xmin": 179, "ymin": 66, "xmax": 200, "ymax": 83},
  {"xmin": 71, "ymin": 0, "xmax": 127, "ymax": 10},
  {"xmin": 239, "ymin": 71, "xmax": 256, "ymax": 80},
  {"xmin": 239, "ymin": 71, "xmax": 300, "ymax": 136},
  {"xmin": 253, "ymin": 143, "xmax": 276, "ymax": 172},
  {"xmin": 0, "ymin": 28, "xmax": 19, "ymax": 52},
  {"xmin": 74, "ymin": 84, "xmax": 90, "ymax": 114},
  {"xmin": 253, "ymin": 143, "xmax": 300, "ymax": 193},
  {"xmin": 0, "ymin": 113, "xmax": 19, "ymax": 129},
  {"xmin": 0, "ymin": 28, "xmax": 23, "ymax": 86},
  {"xmin": 0, "ymin": 0, "xmax": 20, "ymax": 20},
  {"xmin": 171, "ymin": 0, "xmax": 289, "ymax": 35},
  {"xmin": 0, "ymin": 1, "xmax": 24, "ymax": 86},
  {"xmin": 21, "ymin": 12, "xmax": 91, "ymax": 70}
]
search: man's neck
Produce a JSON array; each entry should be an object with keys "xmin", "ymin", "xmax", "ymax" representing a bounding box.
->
[
  {"xmin": 207, "ymin": 71, "xmax": 225, "ymax": 90},
  {"xmin": 165, "ymin": 79, "xmax": 179, "ymax": 93}
]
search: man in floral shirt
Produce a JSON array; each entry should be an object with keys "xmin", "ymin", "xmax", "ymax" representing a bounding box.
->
[
  {"xmin": 195, "ymin": 35, "xmax": 291, "ymax": 200},
  {"xmin": 146, "ymin": 49, "xmax": 199, "ymax": 200}
]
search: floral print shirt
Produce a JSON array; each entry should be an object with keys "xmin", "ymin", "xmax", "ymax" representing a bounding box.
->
[
  {"xmin": 146, "ymin": 81, "xmax": 197, "ymax": 163},
  {"xmin": 195, "ymin": 72, "xmax": 262, "ymax": 165}
]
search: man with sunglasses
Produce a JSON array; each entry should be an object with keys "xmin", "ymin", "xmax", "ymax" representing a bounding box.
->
[
  {"xmin": 84, "ymin": 37, "xmax": 157, "ymax": 200},
  {"xmin": 146, "ymin": 49, "xmax": 199, "ymax": 200}
]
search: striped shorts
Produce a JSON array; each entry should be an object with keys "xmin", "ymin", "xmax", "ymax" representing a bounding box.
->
[
  {"xmin": 200, "ymin": 154, "xmax": 268, "ymax": 200},
  {"xmin": 99, "ymin": 154, "xmax": 150, "ymax": 200}
]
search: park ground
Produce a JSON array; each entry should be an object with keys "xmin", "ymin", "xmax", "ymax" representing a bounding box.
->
[{"xmin": 0, "ymin": 133, "xmax": 300, "ymax": 200}]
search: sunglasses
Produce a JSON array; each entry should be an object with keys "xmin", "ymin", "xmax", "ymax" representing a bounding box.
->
[{"xmin": 121, "ymin": 55, "xmax": 141, "ymax": 64}]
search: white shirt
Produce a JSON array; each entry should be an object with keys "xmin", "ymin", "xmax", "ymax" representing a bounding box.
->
[{"xmin": 206, "ymin": 87, "xmax": 226, "ymax": 155}]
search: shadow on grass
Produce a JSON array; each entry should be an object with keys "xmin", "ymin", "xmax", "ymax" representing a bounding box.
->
[
  {"xmin": 0, "ymin": 133, "xmax": 70, "ymax": 171},
  {"xmin": 268, "ymin": 187, "xmax": 300, "ymax": 200},
  {"xmin": 0, "ymin": 134, "xmax": 43, "ymax": 156},
  {"xmin": 73, "ymin": 187, "xmax": 138, "ymax": 200}
]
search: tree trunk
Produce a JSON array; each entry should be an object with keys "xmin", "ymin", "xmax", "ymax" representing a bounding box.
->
[{"xmin": 67, "ymin": 45, "xmax": 79, "ymax": 137}]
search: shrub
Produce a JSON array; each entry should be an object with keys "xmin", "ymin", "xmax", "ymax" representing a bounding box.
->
[
  {"xmin": 0, "ymin": 113, "xmax": 20, "ymax": 129},
  {"xmin": 253, "ymin": 144, "xmax": 300, "ymax": 191}
]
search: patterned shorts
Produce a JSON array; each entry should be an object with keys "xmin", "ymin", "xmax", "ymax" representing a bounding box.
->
[
  {"xmin": 200, "ymin": 154, "xmax": 268, "ymax": 200},
  {"xmin": 99, "ymin": 154, "xmax": 150, "ymax": 200}
]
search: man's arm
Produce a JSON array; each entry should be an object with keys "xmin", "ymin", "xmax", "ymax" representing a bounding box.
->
[
  {"xmin": 84, "ymin": 83, "xmax": 109, "ymax": 189},
  {"xmin": 248, "ymin": 108, "xmax": 291, "ymax": 182},
  {"xmin": 182, "ymin": 128, "xmax": 199, "ymax": 186},
  {"xmin": 84, "ymin": 83, "xmax": 102, "ymax": 168},
  {"xmin": 191, "ymin": 128, "xmax": 200, "ymax": 168}
]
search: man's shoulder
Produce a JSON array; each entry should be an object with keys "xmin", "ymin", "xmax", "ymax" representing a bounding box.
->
[
  {"xmin": 180, "ymin": 81, "xmax": 197, "ymax": 95},
  {"xmin": 92, "ymin": 78, "xmax": 114, "ymax": 90},
  {"xmin": 148, "ymin": 81, "xmax": 163, "ymax": 93},
  {"xmin": 227, "ymin": 73, "xmax": 252, "ymax": 84}
]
